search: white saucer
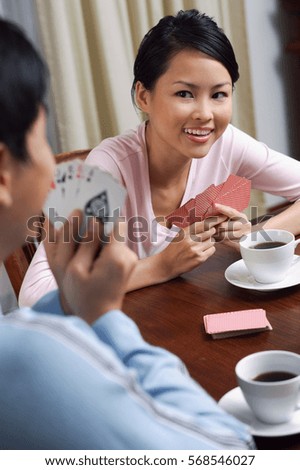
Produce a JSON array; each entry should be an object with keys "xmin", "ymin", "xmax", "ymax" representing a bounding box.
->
[
  {"xmin": 219, "ymin": 387, "xmax": 300, "ymax": 437},
  {"xmin": 225, "ymin": 255, "xmax": 300, "ymax": 291}
]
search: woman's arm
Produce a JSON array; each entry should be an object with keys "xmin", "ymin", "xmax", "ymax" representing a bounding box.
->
[
  {"xmin": 255, "ymin": 201, "xmax": 300, "ymax": 235},
  {"xmin": 18, "ymin": 242, "xmax": 58, "ymax": 307},
  {"xmin": 126, "ymin": 221, "xmax": 218, "ymax": 291},
  {"xmin": 19, "ymin": 217, "xmax": 223, "ymax": 305}
]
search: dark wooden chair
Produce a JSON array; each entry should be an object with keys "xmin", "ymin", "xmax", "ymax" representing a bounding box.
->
[{"xmin": 4, "ymin": 148, "xmax": 91, "ymax": 297}]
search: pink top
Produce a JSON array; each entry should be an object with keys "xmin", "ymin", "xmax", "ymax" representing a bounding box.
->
[
  {"xmin": 19, "ymin": 122, "xmax": 300, "ymax": 306},
  {"xmin": 86, "ymin": 122, "xmax": 300, "ymax": 257}
]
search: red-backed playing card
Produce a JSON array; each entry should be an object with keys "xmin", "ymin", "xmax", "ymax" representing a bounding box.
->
[{"xmin": 166, "ymin": 174, "xmax": 251, "ymax": 228}]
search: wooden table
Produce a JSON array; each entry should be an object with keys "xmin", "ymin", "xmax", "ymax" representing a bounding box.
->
[{"xmin": 123, "ymin": 242, "xmax": 300, "ymax": 450}]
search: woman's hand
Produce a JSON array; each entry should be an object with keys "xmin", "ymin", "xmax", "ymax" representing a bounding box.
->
[
  {"xmin": 158, "ymin": 216, "xmax": 226, "ymax": 279},
  {"xmin": 212, "ymin": 203, "xmax": 251, "ymax": 250},
  {"xmin": 44, "ymin": 211, "xmax": 137, "ymax": 323}
]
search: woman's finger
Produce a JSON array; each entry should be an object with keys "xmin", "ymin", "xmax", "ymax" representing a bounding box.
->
[{"xmin": 213, "ymin": 203, "xmax": 245, "ymax": 219}]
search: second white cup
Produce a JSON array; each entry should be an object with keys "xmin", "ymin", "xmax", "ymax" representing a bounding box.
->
[
  {"xmin": 236, "ymin": 350, "xmax": 300, "ymax": 424},
  {"xmin": 239, "ymin": 229, "xmax": 300, "ymax": 283}
]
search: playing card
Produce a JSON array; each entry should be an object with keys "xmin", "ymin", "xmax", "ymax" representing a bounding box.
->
[
  {"xmin": 43, "ymin": 162, "xmax": 69, "ymax": 221},
  {"xmin": 166, "ymin": 174, "xmax": 251, "ymax": 228},
  {"xmin": 216, "ymin": 177, "xmax": 251, "ymax": 211},
  {"xmin": 78, "ymin": 165, "xmax": 126, "ymax": 235},
  {"xmin": 195, "ymin": 184, "xmax": 223, "ymax": 218},
  {"xmin": 43, "ymin": 160, "xmax": 127, "ymax": 234},
  {"xmin": 64, "ymin": 158, "xmax": 85, "ymax": 202},
  {"xmin": 184, "ymin": 198, "xmax": 197, "ymax": 225},
  {"xmin": 166, "ymin": 204, "xmax": 189, "ymax": 228}
]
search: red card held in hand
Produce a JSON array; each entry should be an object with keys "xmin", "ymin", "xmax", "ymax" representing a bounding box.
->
[{"xmin": 166, "ymin": 174, "xmax": 251, "ymax": 228}]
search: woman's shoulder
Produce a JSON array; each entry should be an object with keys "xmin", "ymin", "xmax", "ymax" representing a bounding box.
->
[
  {"xmin": 85, "ymin": 122, "xmax": 147, "ymax": 182},
  {"xmin": 222, "ymin": 124, "xmax": 256, "ymax": 144},
  {"xmin": 219, "ymin": 124, "xmax": 264, "ymax": 157},
  {"xmin": 92, "ymin": 122, "xmax": 146, "ymax": 161}
]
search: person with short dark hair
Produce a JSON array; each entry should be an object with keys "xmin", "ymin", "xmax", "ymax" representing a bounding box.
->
[
  {"xmin": 0, "ymin": 17, "xmax": 253, "ymax": 449},
  {"xmin": 20, "ymin": 9, "xmax": 300, "ymax": 305}
]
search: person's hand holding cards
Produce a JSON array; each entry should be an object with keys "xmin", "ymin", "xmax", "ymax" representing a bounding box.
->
[
  {"xmin": 43, "ymin": 160, "xmax": 137, "ymax": 322},
  {"xmin": 166, "ymin": 174, "xmax": 252, "ymax": 247},
  {"xmin": 211, "ymin": 203, "xmax": 252, "ymax": 248},
  {"xmin": 44, "ymin": 211, "xmax": 137, "ymax": 323},
  {"xmin": 166, "ymin": 174, "xmax": 251, "ymax": 227}
]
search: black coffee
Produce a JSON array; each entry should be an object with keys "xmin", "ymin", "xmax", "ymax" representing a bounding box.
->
[
  {"xmin": 253, "ymin": 371, "xmax": 297, "ymax": 382},
  {"xmin": 250, "ymin": 241, "xmax": 286, "ymax": 250}
]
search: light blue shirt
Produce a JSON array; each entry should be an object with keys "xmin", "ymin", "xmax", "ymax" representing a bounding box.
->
[{"xmin": 0, "ymin": 291, "xmax": 254, "ymax": 449}]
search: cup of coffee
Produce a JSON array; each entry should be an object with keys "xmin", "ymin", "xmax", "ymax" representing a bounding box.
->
[
  {"xmin": 235, "ymin": 350, "xmax": 300, "ymax": 424},
  {"xmin": 239, "ymin": 229, "xmax": 300, "ymax": 283}
]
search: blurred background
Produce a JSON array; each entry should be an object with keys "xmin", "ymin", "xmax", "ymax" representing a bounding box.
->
[{"xmin": 0, "ymin": 0, "xmax": 299, "ymax": 311}]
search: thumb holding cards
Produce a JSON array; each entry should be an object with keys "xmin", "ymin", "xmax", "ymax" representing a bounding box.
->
[
  {"xmin": 212, "ymin": 203, "xmax": 251, "ymax": 248},
  {"xmin": 44, "ymin": 209, "xmax": 137, "ymax": 324}
]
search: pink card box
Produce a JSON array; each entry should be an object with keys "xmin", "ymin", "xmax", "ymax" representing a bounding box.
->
[{"xmin": 203, "ymin": 308, "xmax": 272, "ymax": 339}]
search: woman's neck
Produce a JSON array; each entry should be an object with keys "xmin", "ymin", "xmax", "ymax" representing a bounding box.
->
[
  {"xmin": 144, "ymin": 122, "xmax": 193, "ymax": 219},
  {"xmin": 145, "ymin": 122, "xmax": 191, "ymax": 190}
]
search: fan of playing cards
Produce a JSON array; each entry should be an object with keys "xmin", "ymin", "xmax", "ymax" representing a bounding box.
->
[
  {"xmin": 43, "ymin": 159, "xmax": 127, "ymax": 232},
  {"xmin": 166, "ymin": 174, "xmax": 251, "ymax": 228}
]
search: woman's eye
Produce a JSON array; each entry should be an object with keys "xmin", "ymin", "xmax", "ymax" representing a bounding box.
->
[
  {"xmin": 212, "ymin": 91, "xmax": 228, "ymax": 100},
  {"xmin": 176, "ymin": 90, "xmax": 193, "ymax": 98}
]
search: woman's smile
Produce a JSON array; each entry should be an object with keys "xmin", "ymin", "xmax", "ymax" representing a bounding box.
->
[{"xmin": 183, "ymin": 127, "xmax": 214, "ymax": 144}]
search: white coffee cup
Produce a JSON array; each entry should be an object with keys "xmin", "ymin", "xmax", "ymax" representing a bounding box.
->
[
  {"xmin": 239, "ymin": 229, "xmax": 300, "ymax": 283},
  {"xmin": 236, "ymin": 350, "xmax": 300, "ymax": 424}
]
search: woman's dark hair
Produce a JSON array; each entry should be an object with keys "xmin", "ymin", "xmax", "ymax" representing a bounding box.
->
[
  {"xmin": 0, "ymin": 18, "xmax": 48, "ymax": 162},
  {"xmin": 131, "ymin": 9, "xmax": 239, "ymax": 104}
]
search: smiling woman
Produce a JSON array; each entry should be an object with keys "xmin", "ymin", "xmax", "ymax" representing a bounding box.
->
[{"xmin": 19, "ymin": 9, "xmax": 300, "ymax": 308}]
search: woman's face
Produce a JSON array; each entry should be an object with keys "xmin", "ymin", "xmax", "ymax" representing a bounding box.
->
[{"xmin": 136, "ymin": 49, "xmax": 233, "ymax": 162}]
